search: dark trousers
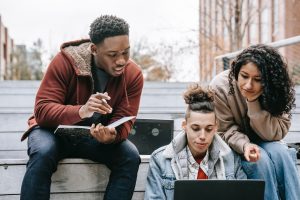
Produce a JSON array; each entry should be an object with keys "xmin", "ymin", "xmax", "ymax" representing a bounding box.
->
[{"xmin": 20, "ymin": 127, "xmax": 141, "ymax": 200}]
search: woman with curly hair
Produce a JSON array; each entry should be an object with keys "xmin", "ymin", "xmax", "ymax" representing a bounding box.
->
[
  {"xmin": 144, "ymin": 84, "xmax": 246, "ymax": 200},
  {"xmin": 210, "ymin": 44, "xmax": 300, "ymax": 200}
]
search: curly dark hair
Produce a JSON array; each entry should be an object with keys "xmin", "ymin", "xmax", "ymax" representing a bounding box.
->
[
  {"xmin": 183, "ymin": 84, "xmax": 215, "ymax": 119},
  {"xmin": 228, "ymin": 44, "xmax": 295, "ymax": 116},
  {"xmin": 89, "ymin": 15, "xmax": 129, "ymax": 44}
]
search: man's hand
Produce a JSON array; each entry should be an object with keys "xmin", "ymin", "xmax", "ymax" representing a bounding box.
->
[
  {"xmin": 90, "ymin": 123, "xmax": 117, "ymax": 144},
  {"xmin": 79, "ymin": 92, "xmax": 112, "ymax": 119},
  {"xmin": 244, "ymin": 143, "xmax": 260, "ymax": 162}
]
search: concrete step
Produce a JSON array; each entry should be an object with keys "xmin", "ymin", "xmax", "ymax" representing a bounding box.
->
[
  {"xmin": 0, "ymin": 82, "xmax": 298, "ymax": 109},
  {"xmin": 0, "ymin": 111, "xmax": 298, "ymax": 131},
  {"xmin": 1, "ymin": 156, "xmax": 299, "ymax": 199},
  {"xmin": 0, "ymin": 93, "xmax": 188, "ymax": 109},
  {"xmin": 0, "ymin": 193, "xmax": 144, "ymax": 200},
  {"xmin": 0, "ymin": 156, "xmax": 150, "ymax": 199},
  {"xmin": 0, "ymin": 80, "xmax": 192, "ymax": 88},
  {"xmin": 0, "ymin": 113, "xmax": 186, "ymax": 132}
]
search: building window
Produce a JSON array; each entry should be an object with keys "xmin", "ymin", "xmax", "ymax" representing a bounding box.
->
[{"xmin": 3, "ymin": 43, "xmax": 7, "ymax": 60}]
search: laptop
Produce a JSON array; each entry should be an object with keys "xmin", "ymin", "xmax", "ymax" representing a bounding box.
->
[{"xmin": 174, "ymin": 179, "xmax": 265, "ymax": 200}]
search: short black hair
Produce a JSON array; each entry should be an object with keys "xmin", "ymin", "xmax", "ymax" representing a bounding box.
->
[
  {"xmin": 229, "ymin": 44, "xmax": 295, "ymax": 116},
  {"xmin": 89, "ymin": 15, "xmax": 129, "ymax": 44}
]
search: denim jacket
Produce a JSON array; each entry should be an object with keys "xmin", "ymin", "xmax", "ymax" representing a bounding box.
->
[{"xmin": 144, "ymin": 131, "xmax": 246, "ymax": 200}]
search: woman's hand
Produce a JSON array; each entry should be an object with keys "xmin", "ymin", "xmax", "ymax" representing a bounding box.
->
[
  {"xmin": 245, "ymin": 90, "xmax": 263, "ymax": 102},
  {"xmin": 90, "ymin": 123, "xmax": 117, "ymax": 144},
  {"xmin": 79, "ymin": 92, "xmax": 112, "ymax": 119},
  {"xmin": 244, "ymin": 143, "xmax": 260, "ymax": 162}
]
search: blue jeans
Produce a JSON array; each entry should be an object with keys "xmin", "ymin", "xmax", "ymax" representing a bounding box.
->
[
  {"xmin": 242, "ymin": 141, "xmax": 300, "ymax": 200},
  {"xmin": 20, "ymin": 127, "xmax": 141, "ymax": 200}
]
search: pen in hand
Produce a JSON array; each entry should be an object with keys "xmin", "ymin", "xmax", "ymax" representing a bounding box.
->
[
  {"xmin": 96, "ymin": 92, "xmax": 112, "ymax": 113},
  {"xmin": 79, "ymin": 92, "xmax": 112, "ymax": 119}
]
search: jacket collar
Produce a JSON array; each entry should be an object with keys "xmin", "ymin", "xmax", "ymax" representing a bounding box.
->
[
  {"xmin": 209, "ymin": 133, "xmax": 232, "ymax": 159},
  {"xmin": 163, "ymin": 131, "xmax": 187, "ymax": 158},
  {"xmin": 163, "ymin": 131, "xmax": 232, "ymax": 160}
]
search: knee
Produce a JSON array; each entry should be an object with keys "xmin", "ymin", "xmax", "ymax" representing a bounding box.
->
[
  {"xmin": 126, "ymin": 143, "xmax": 141, "ymax": 166},
  {"xmin": 256, "ymin": 151, "xmax": 274, "ymax": 169},
  {"xmin": 242, "ymin": 150, "xmax": 273, "ymax": 175},
  {"xmin": 119, "ymin": 140, "xmax": 141, "ymax": 167},
  {"xmin": 32, "ymin": 143, "xmax": 58, "ymax": 160},
  {"xmin": 261, "ymin": 142, "xmax": 290, "ymax": 162},
  {"xmin": 27, "ymin": 129, "xmax": 59, "ymax": 165}
]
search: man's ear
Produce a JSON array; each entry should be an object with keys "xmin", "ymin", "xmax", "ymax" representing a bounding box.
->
[{"xmin": 91, "ymin": 44, "xmax": 98, "ymax": 56}]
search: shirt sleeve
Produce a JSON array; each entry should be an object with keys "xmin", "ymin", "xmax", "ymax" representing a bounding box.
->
[
  {"xmin": 144, "ymin": 154, "xmax": 168, "ymax": 200},
  {"xmin": 34, "ymin": 53, "xmax": 83, "ymax": 127},
  {"xmin": 212, "ymin": 85, "xmax": 250, "ymax": 154},
  {"xmin": 247, "ymin": 100, "xmax": 290, "ymax": 141}
]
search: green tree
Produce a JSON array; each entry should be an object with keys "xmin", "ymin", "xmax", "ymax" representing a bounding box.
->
[
  {"xmin": 11, "ymin": 45, "xmax": 31, "ymax": 80},
  {"xmin": 131, "ymin": 38, "xmax": 171, "ymax": 81},
  {"xmin": 11, "ymin": 39, "xmax": 45, "ymax": 80},
  {"xmin": 29, "ymin": 38, "xmax": 44, "ymax": 80},
  {"xmin": 131, "ymin": 38, "xmax": 197, "ymax": 81}
]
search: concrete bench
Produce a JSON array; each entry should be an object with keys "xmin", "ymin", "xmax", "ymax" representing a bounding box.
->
[
  {"xmin": 0, "ymin": 81, "xmax": 299, "ymax": 199},
  {"xmin": 0, "ymin": 157, "xmax": 150, "ymax": 200}
]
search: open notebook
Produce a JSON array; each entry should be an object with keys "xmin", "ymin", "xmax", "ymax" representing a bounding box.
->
[{"xmin": 54, "ymin": 116, "xmax": 135, "ymax": 137}]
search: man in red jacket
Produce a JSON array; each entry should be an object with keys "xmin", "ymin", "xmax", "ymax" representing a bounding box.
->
[{"xmin": 20, "ymin": 15, "xmax": 144, "ymax": 200}]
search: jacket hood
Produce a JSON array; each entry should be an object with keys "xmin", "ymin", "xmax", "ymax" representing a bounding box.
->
[{"xmin": 60, "ymin": 39, "xmax": 93, "ymax": 76}]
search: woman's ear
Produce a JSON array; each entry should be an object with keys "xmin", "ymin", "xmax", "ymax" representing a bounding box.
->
[{"xmin": 182, "ymin": 120, "xmax": 187, "ymax": 131}]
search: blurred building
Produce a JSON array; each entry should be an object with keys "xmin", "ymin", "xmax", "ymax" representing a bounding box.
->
[
  {"xmin": 199, "ymin": 0, "xmax": 300, "ymax": 83},
  {"xmin": 0, "ymin": 15, "xmax": 14, "ymax": 80}
]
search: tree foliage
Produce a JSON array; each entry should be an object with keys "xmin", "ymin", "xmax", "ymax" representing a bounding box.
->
[
  {"xmin": 200, "ymin": 0, "xmax": 266, "ymax": 52},
  {"xmin": 29, "ymin": 38, "xmax": 44, "ymax": 80},
  {"xmin": 10, "ymin": 45, "xmax": 31, "ymax": 80},
  {"xmin": 10, "ymin": 39, "xmax": 45, "ymax": 80},
  {"xmin": 131, "ymin": 38, "xmax": 197, "ymax": 81},
  {"xmin": 131, "ymin": 39, "xmax": 170, "ymax": 81}
]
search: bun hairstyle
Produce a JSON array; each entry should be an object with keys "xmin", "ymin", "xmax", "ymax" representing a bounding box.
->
[{"xmin": 183, "ymin": 84, "xmax": 215, "ymax": 119}]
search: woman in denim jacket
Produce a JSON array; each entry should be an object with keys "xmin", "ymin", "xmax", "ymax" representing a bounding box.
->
[{"xmin": 144, "ymin": 84, "xmax": 246, "ymax": 200}]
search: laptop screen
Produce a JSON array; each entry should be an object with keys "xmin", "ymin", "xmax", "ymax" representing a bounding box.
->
[{"xmin": 174, "ymin": 179, "xmax": 265, "ymax": 200}]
